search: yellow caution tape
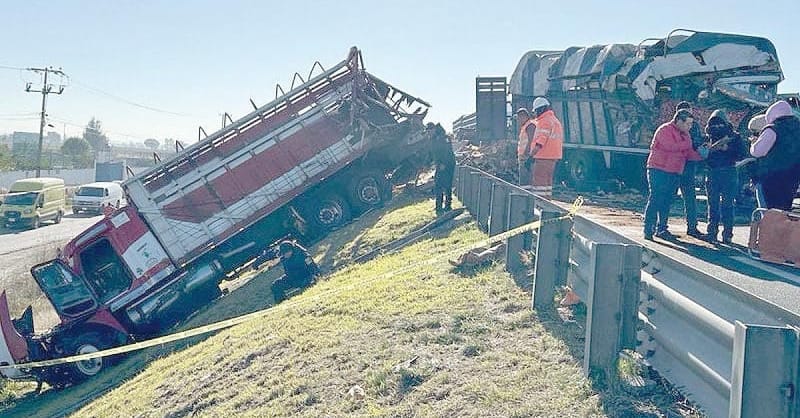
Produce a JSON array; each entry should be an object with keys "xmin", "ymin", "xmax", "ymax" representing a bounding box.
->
[{"xmin": 0, "ymin": 197, "xmax": 582, "ymax": 370}]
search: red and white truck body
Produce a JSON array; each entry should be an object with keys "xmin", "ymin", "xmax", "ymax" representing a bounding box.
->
[{"xmin": 0, "ymin": 47, "xmax": 433, "ymax": 385}]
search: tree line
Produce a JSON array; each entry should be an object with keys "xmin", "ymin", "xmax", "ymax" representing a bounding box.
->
[{"xmin": 0, "ymin": 118, "xmax": 182, "ymax": 171}]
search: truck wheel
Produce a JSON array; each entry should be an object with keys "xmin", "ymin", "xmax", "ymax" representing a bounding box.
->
[
  {"xmin": 347, "ymin": 171, "xmax": 390, "ymax": 213},
  {"xmin": 305, "ymin": 193, "xmax": 352, "ymax": 233},
  {"xmin": 55, "ymin": 210, "xmax": 63, "ymax": 224},
  {"xmin": 568, "ymin": 152, "xmax": 598, "ymax": 192},
  {"xmin": 31, "ymin": 216, "xmax": 40, "ymax": 229},
  {"xmin": 65, "ymin": 332, "xmax": 110, "ymax": 382}
]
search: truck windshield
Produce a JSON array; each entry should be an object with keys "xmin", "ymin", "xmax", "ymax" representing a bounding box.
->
[
  {"xmin": 31, "ymin": 261, "xmax": 97, "ymax": 318},
  {"xmin": 76, "ymin": 187, "xmax": 105, "ymax": 197},
  {"xmin": 4, "ymin": 192, "xmax": 38, "ymax": 206}
]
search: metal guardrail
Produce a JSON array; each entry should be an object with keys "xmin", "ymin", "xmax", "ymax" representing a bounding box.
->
[{"xmin": 454, "ymin": 165, "xmax": 800, "ymax": 418}]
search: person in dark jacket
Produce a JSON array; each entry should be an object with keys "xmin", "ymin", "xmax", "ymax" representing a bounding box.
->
[
  {"xmin": 429, "ymin": 123, "xmax": 456, "ymax": 215},
  {"xmin": 703, "ymin": 110, "xmax": 745, "ymax": 244},
  {"xmin": 269, "ymin": 240, "xmax": 319, "ymax": 303},
  {"xmin": 750, "ymin": 100, "xmax": 800, "ymax": 210},
  {"xmin": 670, "ymin": 101, "xmax": 705, "ymax": 238}
]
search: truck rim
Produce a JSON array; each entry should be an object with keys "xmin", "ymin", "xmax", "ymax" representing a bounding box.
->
[
  {"xmin": 357, "ymin": 178, "xmax": 381, "ymax": 205},
  {"xmin": 74, "ymin": 343, "xmax": 103, "ymax": 376},
  {"xmin": 317, "ymin": 200, "xmax": 344, "ymax": 226},
  {"xmin": 572, "ymin": 160, "xmax": 586, "ymax": 184}
]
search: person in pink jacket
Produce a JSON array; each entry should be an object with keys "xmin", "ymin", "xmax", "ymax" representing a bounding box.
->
[{"xmin": 644, "ymin": 109, "xmax": 705, "ymax": 240}]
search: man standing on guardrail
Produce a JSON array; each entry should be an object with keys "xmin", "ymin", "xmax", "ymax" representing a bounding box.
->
[
  {"xmin": 516, "ymin": 108, "xmax": 535, "ymax": 190},
  {"xmin": 644, "ymin": 109, "xmax": 705, "ymax": 241},
  {"xmin": 527, "ymin": 97, "xmax": 564, "ymax": 197}
]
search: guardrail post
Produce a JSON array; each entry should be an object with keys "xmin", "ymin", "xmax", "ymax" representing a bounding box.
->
[
  {"xmin": 583, "ymin": 243, "xmax": 643, "ymax": 382},
  {"xmin": 462, "ymin": 169, "xmax": 476, "ymax": 213},
  {"xmin": 729, "ymin": 322, "xmax": 799, "ymax": 418},
  {"xmin": 532, "ymin": 211, "xmax": 573, "ymax": 310},
  {"xmin": 476, "ymin": 176, "xmax": 493, "ymax": 231},
  {"xmin": 468, "ymin": 171, "xmax": 481, "ymax": 215},
  {"xmin": 453, "ymin": 165, "xmax": 461, "ymax": 199},
  {"xmin": 505, "ymin": 193, "xmax": 534, "ymax": 275},
  {"xmin": 488, "ymin": 183, "xmax": 510, "ymax": 236},
  {"xmin": 456, "ymin": 166, "xmax": 467, "ymax": 202}
]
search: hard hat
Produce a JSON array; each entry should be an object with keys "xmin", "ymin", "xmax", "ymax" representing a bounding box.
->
[
  {"xmin": 279, "ymin": 241, "xmax": 294, "ymax": 254},
  {"xmin": 532, "ymin": 97, "xmax": 550, "ymax": 111}
]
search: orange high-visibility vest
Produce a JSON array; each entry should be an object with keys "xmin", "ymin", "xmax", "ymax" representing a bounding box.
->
[
  {"xmin": 531, "ymin": 109, "xmax": 563, "ymax": 160},
  {"xmin": 517, "ymin": 119, "xmax": 535, "ymax": 158}
]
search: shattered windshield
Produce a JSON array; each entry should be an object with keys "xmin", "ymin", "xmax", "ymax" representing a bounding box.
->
[
  {"xmin": 31, "ymin": 261, "xmax": 96, "ymax": 317},
  {"xmin": 4, "ymin": 192, "xmax": 38, "ymax": 206},
  {"xmin": 76, "ymin": 187, "xmax": 105, "ymax": 197}
]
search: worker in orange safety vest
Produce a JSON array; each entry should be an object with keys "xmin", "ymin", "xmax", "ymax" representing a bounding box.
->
[
  {"xmin": 527, "ymin": 97, "xmax": 563, "ymax": 196},
  {"xmin": 516, "ymin": 108, "xmax": 536, "ymax": 189}
]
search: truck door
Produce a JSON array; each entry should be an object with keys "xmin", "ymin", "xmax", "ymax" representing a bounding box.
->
[
  {"xmin": 78, "ymin": 239, "xmax": 134, "ymax": 304},
  {"xmin": 31, "ymin": 261, "xmax": 97, "ymax": 319}
]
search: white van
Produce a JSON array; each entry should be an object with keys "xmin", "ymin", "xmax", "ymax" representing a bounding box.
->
[{"xmin": 72, "ymin": 182, "xmax": 126, "ymax": 214}]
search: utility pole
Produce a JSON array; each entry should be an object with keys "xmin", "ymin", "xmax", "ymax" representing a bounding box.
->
[{"xmin": 25, "ymin": 67, "xmax": 66, "ymax": 177}]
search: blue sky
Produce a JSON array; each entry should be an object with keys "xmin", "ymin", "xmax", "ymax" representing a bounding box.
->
[{"xmin": 1, "ymin": 0, "xmax": 798, "ymax": 145}]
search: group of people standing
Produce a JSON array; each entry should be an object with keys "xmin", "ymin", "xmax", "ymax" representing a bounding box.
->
[{"xmin": 643, "ymin": 99, "xmax": 800, "ymax": 243}]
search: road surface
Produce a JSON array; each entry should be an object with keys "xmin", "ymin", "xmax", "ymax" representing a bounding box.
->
[{"xmin": 0, "ymin": 211, "xmax": 104, "ymax": 330}]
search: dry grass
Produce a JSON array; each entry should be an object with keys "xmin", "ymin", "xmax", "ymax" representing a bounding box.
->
[
  {"xmin": 0, "ymin": 240, "xmax": 61, "ymax": 331},
  {"xmin": 74, "ymin": 193, "xmax": 606, "ymax": 417},
  {"xmin": 1, "ymin": 190, "xmax": 700, "ymax": 417}
]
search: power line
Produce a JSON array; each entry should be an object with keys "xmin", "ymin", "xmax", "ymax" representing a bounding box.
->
[
  {"xmin": 0, "ymin": 64, "xmax": 25, "ymax": 71},
  {"xmin": 71, "ymin": 79, "xmax": 195, "ymax": 117},
  {"xmin": 47, "ymin": 115, "xmax": 153, "ymax": 141},
  {"xmin": 25, "ymin": 66, "xmax": 67, "ymax": 177},
  {"xmin": 0, "ymin": 116, "xmax": 41, "ymax": 121},
  {"xmin": 0, "ymin": 111, "xmax": 40, "ymax": 117}
]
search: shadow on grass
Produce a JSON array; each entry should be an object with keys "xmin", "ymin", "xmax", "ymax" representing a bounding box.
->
[{"xmin": 0, "ymin": 191, "xmax": 434, "ymax": 418}]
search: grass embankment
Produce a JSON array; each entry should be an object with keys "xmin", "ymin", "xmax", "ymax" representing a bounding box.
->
[
  {"xmin": 3, "ymin": 191, "xmax": 697, "ymax": 417},
  {"xmin": 74, "ymin": 193, "xmax": 606, "ymax": 417}
]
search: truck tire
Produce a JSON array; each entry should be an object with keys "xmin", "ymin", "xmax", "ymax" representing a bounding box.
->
[
  {"xmin": 567, "ymin": 152, "xmax": 599, "ymax": 192},
  {"xmin": 31, "ymin": 216, "xmax": 40, "ymax": 229},
  {"xmin": 303, "ymin": 193, "xmax": 352, "ymax": 234},
  {"xmin": 347, "ymin": 171, "xmax": 391, "ymax": 213},
  {"xmin": 55, "ymin": 210, "xmax": 63, "ymax": 224},
  {"xmin": 65, "ymin": 332, "xmax": 111, "ymax": 382}
]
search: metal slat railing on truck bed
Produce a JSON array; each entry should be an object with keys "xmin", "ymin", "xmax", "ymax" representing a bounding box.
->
[{"xmin": 132, "ymin": 49, "xmax": 362, "ymax": 192}]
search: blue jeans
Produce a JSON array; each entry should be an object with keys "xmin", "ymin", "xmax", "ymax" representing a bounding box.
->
[
  {"xmin": 706, "ymin": 166, "xmax": 737, "ymax": 239},
  {"xmin": 677, "ymin": 161, "xmax": 698, "ymax": 230},
  {"xmin": 644, "ymin": 168, "xmax": 680, "ymax": 236}
]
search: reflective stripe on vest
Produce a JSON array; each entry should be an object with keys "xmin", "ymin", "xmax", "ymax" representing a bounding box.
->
[{"xmin": 532, "ymin": 110, "xmax": 563, "ymax": 160}]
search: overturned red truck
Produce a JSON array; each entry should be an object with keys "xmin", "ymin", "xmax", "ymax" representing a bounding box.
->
[{"xmin": 0, "ymin": 47, "xmax": 433, "ymax": 386}]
